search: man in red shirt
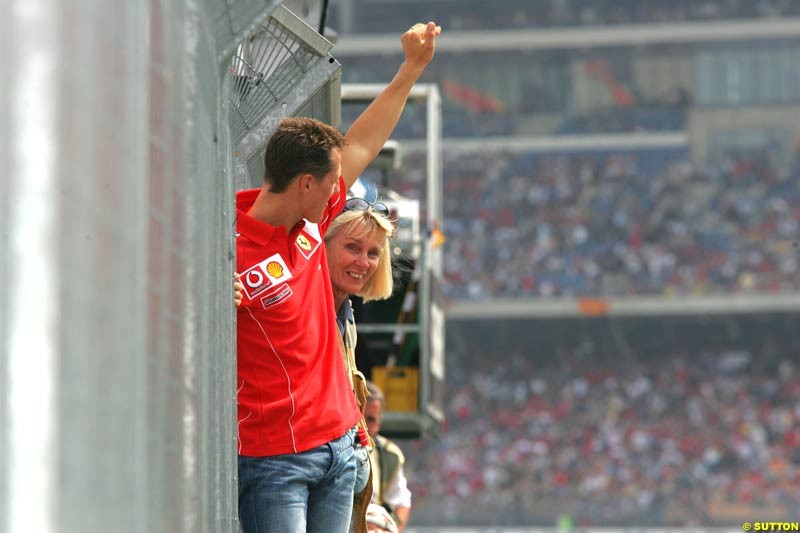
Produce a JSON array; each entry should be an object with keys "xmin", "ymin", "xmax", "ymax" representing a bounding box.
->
[{"xmin": 235, "ymin": 21, "xmax": 440, "ymax": 533}]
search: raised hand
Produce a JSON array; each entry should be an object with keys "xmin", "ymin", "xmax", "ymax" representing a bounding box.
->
[{"xmin": 400, "ymin": 21, "xmax": 442, "ymax": 73}]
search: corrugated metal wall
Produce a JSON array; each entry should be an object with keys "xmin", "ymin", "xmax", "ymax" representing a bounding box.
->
[
  {"xmin": 1, "ymin": 0, "xmax": 238, "ymax": 531},
  {"xmin": 2, "ymin": 0, "xmax": 340, "ymax": 529},
  {"xmin": 0, "ymin": 0, "xmax": 235, "ymax": 532}
]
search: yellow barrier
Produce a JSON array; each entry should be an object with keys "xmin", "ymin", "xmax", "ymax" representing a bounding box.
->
[{"xmin": 371, "ymin": 366, "xmax": 419, "ymax": 412}]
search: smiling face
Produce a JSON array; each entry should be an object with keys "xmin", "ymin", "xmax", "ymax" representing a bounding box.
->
[{"xmin": 326, "ymin": 226, "xmax": 385, "ymax": 304}]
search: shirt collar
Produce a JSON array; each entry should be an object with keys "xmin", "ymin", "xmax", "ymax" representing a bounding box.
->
[
  {"xmin": 337, "ymin": 298, "xmax": 354, "ymax": 324},
  {"xmin": 336, "ymin": 298, "xmax": 355, "ymax": 337},
  {"xmin": 236, "ymin": 175, "xmax": 346, "ymax": 244},
  {"xmin": 235, "ymin": 189, "xmax": 279, "ymax": 245}
]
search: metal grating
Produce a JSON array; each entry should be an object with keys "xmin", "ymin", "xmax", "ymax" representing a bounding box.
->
[
  {"xmin": 209, "ymin": 0, "xmax": 283, "ymax": 61},
  {"xmin": 294, "ymin": 69, "xmax": 342, "ymax": 130},
  {"xmin": 228, "ymin": 4, "xmax": 334, "ymax": 145}
]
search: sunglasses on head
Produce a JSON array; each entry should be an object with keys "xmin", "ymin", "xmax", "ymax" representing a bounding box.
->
[{"xmin": 344, "ymin": 197, "xmax": 390, "ymax": 217}]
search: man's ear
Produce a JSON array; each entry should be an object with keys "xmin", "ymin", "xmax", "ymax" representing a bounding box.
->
[{"xmin": 297, "ymin": 173, "xmax": 314, "ymax": 193}]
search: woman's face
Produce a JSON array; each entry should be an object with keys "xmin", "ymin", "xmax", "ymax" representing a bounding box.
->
[{"xmin": 327, "ymin": 228, "xmax": 384, "ymax": 297}]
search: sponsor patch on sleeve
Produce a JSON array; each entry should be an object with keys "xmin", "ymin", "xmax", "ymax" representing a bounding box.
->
[
  {"xmin": 241, "ymin": 253, "xmax": 293, "ymax": 300},
  {"xmin": 295, "ymin": 223, "xmax": 321, "ymax": 259},
  {"xmin": 259, "ymin": 283, "xmax": 293, "ymax": 309}
]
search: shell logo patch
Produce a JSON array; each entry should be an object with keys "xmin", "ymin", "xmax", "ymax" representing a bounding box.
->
[
  {"xmin": 241, "ymin": 253, "xmax": 293, "ymax": 300},
  {"xmin": 266, "ymin": 261, "xmax": 284, "ymax": 278}
]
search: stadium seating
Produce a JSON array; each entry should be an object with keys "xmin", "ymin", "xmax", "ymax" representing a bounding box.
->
[
  {"xmin": 427, "ymin": 147, "xmax": 800, "ymax": 300},
  {"xmin": 400, "ymin": 316, "xmax": 800, "ymax": 526}
]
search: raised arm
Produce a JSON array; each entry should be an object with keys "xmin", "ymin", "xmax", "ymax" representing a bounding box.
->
[{"xmin": 341, "ymin": 21, "xmax": 441, "ymax": 189}]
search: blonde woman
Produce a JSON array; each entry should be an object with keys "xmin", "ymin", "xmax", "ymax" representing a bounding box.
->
[{"xmin": 325, "ymin": 198, "xmax": 397, "ymax": 533}]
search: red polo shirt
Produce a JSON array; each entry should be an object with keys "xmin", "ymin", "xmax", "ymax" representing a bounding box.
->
[{"xmin": 236, "ymin": 177, "xmax": 360, "ymax": 456}]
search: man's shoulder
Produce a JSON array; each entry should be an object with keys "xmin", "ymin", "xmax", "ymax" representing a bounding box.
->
[
  {"xmin": 235, "ymin": 190, "xmax": 282, "ymax": 247},
  {"xmin": 376, "ymin": 434, "xmax": 405, "ymax": 461}
]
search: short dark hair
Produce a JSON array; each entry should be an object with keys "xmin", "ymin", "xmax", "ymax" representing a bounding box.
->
[
  {"xmin": 366, "ymin": 381, "xmax": 384, "ymax": 405},
  {"xmin": 262, "ymin": 117, "xmax": 347, "ymax": 193}
]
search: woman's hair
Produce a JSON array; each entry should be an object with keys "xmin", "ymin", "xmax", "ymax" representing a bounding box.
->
[{"xmin": 325, "ymin": 208, "xmax": 395, "ymax": 302}]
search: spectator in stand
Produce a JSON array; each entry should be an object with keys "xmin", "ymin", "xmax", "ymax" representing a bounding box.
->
[{"xmin": 365, "ymin": 382, "xmax": 413, "ymax": 531}]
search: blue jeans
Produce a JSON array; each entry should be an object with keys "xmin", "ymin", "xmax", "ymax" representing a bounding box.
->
[
  {"xmin": 238, "ymin": 429, "xmax": 357, "ymax": 533},
  {"xmin": 353, "ymin": 443, "xmax": 371, "ymax": 494}
]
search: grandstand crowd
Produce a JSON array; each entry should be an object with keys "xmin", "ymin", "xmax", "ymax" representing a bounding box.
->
[
  {"xmin": 401, "ymin": 317, "xmax": 800, "ymax": 526},
  {"xmin": 438, "ymin": 147, "xmax": 800, "ymax": 300},
  {"xmin": 379, "ymin": 145, "xmax": 800, "ymax": 301}
]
